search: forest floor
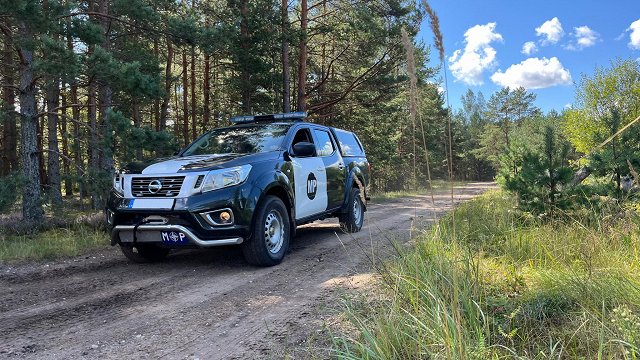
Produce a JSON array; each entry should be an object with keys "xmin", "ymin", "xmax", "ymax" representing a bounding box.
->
[{"xmin": 0, "ymin": 182, "xmax": 495, "ymax": 360}]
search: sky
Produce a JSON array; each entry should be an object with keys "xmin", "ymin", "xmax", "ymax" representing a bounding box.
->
[{"xmin": 417, "ymin": 0, "xmax": 640, "ymax": 113}]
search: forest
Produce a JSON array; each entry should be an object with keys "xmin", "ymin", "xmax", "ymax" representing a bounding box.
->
[
  {"xmin": 3, "ymin": 0, "xmax": 637, "ymax": 226},
  {"xmin": 0, "ymin": 0, "xmax": 453, "ymax": 225},
  {"xmin": 3, "ymin": 0, "xmax": 640, "ymax": 358}
]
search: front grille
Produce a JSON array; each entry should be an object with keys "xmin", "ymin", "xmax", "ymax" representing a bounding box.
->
[{"xmin": 131, "ymin": 176, "xmax": 185, "ymax": 198}]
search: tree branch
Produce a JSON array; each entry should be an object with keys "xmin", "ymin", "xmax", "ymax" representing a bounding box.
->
[
  {"xmin": 38, "ymin": 149, "xmax": 86, "ymax": 175},
  {"xmin": 35, "ymin": 104, "xmax": 87, "ymax": 117},
  {"xmin": 58, "ymin": 12, "xmax": 192, "ymax": 42},
  {"xmin": 308, "ymin": 43, "xmax": 399, "ymax": 114},
  {"xmin": 305, "ymin": 44, "xmax": 351, "ymax": 96}
]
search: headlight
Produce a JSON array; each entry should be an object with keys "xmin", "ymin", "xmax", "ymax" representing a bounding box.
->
[
  {"xmin": 201, "ymin": 165, "xmax": 252, "ymax": 193},
  {"xmin": 113, "ymin": 171, "xmax": 124, "ymax": 195}
]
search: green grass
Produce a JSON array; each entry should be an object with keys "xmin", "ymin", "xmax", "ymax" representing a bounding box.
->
[
  {"xmin": 370, "ymin": 180, "xmax": 469, "ymax": 202},
  {"xmin": 0, "ymin": 225, "xmax": 108, "ymax": 262},
  {"xmin": 332, "ymin": 190, "xmax": 640, "ymax": 359}
]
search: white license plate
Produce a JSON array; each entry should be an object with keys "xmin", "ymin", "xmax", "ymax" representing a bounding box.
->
[{"xmin": 127, "ymin": 198, "xmax": 174, "ymax": 210}]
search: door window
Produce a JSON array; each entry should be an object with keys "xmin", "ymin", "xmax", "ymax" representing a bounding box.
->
[
  {"xmin": 291, "ymin": 128, "xmax": 313, "ymax": 147},
  {"xmin": 312, "ymin": 130, "xmax": 335, "ymax": 157}
]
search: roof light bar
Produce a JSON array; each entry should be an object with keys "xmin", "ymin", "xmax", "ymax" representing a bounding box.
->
[{"xmin": 230, "ymin": 111, "xmax": 308, "ymax": 124}]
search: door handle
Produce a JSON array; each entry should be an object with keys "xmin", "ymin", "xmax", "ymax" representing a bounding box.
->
[{"xmin": 316, "ymin": 167, "xmax": 325, "ymax": 172}]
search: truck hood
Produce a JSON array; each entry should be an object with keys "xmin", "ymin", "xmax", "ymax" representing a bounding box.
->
[{"xmin": 122, "ymin": 152, "xmax": 280, "ymax": 174}]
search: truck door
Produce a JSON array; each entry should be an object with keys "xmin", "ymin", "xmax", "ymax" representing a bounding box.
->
[
  {"xmin": 289, "ymin": 127, "xmax": 328, "ymax": 220},
  {"xmin": 311, "ymin": 128, "xmax": 345, "ymax": 210}
]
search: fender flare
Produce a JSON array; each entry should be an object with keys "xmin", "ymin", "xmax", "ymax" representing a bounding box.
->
[
  {"xmin": 341, "ymin": 167, "xmax": 367, "ymax": 212},
  {"xmin": 248, "ymin": 171, "xmax": 296, "ymax": 237}
]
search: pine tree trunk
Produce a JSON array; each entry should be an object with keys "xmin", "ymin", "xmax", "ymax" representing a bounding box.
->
[
  {"xmin": 18, "ymin": 22, "xmax": 43, "ymax": 222},
  {"xmin": 87, "ymin": 35, "xmax": 99, "ymax": 207},
  {"xmin": 60, "ymin": 82, "xmax": 72, "ymax": 196},
  {"xmin": 133, "ymin": 101, "xmax": 143, "ymax": 159},
  {"xmin": 296, "ymin": 0, "xmax": 308, "ymax": 112},
  {"xmin": 153, "ymin": 38, "xmax": 160, "ymax": 130},
  {"xmin": 88, "ymin": 80, "xmax": 98, "ymax": 173},
  {"xmin": 281, "ymin": 0, "xmax": 290, "ymax": 113},
  {"xmin": 98, "ymin": 84, "xmax": 113, "ymax": 173},
  {"xmin": 159, "ymin": 40, "xmax": 173, "ymax": 131},
  {"xmin": 98, "ymin": 0, "xmax": 113, "ymax": 176},
  {"xmin": 190, "ymin": 46, "xmax": 196, "ymax": 140},
  {"xmin": 1, "ymin": 35, "xmax": 17, "ymax": 175},
  {"xmin": 46, "ymin": 81, "xmax": 63, "ymax": 206},
  {"xmin": 203, "ymin": 52, "xmax": 210, "ymax": 129},
  {"xmin": 213, "ymin": 56, "xmax": 220, "ymax": 128},
  {"xmin": 38, "ymin": 113, "xmax": 47, "ymax": 187},
  {"xmin": 70, "ymin": 82, "xmax": 83, "ymax": 199},
  {"xmin": 182, "ymin": 49, "xmax": 189, "ymax": 146},
  {"xmin": 239, "ymin": 0, "xmax": 252, "ymax": 113}
]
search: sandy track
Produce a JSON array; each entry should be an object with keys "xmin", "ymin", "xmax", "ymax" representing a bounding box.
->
[{"xmin": 0, "ymin": 183, "xmax": 494, "ymax": 359}]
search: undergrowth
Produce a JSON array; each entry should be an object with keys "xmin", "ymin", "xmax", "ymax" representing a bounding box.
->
[
  {"xmin": 0, "ymin": 225, "xmax": 107, "ymax": 262},
  {"xmin": 332, "ymin": 190, "xmax": 640, "ymax": 359}
]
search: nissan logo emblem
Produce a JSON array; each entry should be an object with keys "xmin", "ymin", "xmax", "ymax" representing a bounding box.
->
[{"xmin": 148, "ymin": 180, "xmax": 162, "ymax": 194}]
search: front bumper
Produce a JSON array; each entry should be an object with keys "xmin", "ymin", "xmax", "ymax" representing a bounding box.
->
[
  {"xmin": 106, "ymin": 180, "xmax": 260, "ymax": 247},
  {"xmin": 111, "ymin": 224, "xmax": 243, "ymax": 247}
]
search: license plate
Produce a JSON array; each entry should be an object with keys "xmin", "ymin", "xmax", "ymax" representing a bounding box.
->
[
  {"xmin": 127, "ymin": 198, "xmax": 174, "ymax": 210},
  {"xmin": 161, "ymin": 231, "xmax": 189, "ymax": 245}
]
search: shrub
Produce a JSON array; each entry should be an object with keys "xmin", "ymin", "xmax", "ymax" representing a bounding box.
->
[{"xmin": 0, "ymin": 173, "xmax": 22, "ymax": 212}]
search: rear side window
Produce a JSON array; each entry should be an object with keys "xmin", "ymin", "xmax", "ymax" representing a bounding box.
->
[{"xmin": 333, "ymin": 129, "xmax": 364, "ymax": 156}]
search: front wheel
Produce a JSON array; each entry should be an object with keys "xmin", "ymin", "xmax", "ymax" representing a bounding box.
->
[
  {"xmin": 242, "ymin": 196, "xmax": 291, "ymax": 266},
  {"xmin": 120, "ymin": 244, "xmax": 170, "ymax": 263},
  {"xmin": 339, "ymin": 187, "xmax": 365, "ymax": 233}
]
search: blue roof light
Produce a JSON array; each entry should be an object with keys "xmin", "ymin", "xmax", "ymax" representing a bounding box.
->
[{"xmin": 230, "ymin": 112, "xmax": 308, "ymax": 124}]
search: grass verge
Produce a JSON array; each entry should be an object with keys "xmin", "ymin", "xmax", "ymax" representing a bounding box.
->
[
  {"xmin": 332, "ymin": 190, "xmax": 640, "ymax": 359},
  {"xmin": 0, "ymin": 225, "xmax": 108, "ymax": 262}
]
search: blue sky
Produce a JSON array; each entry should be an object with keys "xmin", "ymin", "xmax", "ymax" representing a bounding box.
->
[{"xmin": 418, "ymin": 0, "xmax": 640, "ymax": 112}]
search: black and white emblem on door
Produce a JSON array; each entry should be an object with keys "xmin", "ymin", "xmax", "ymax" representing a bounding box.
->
[
  {"xmin": 291, "ymin": 157, "xmax": 328, "ymax": 220},
  {"xmin": 307, "ymin": 173, "xmax": 317, "ymax": 199}
]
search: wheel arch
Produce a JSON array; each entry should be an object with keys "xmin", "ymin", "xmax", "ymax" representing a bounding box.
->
[
  {"xmin": 254, "ymin": 175, "xmax": 296, "ymax": 238},
  {"xmin": 343, "ymin": 167, "xmax": 367, "ymax": 211}
]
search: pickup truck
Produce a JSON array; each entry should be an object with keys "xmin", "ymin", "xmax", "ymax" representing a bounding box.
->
[{"xmin": 106, "ymin": 112, "xmax": 370, "ymax": 266}]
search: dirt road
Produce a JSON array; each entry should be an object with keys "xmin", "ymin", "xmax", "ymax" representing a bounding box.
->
[{"xmin": 0, "ymin": 183, "xmax": 494, "ymax": 359}]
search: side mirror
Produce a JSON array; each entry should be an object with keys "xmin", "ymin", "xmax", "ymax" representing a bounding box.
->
[{"xmin": 291, "ymin": 142, "xmax": 316, "ymax": 157}]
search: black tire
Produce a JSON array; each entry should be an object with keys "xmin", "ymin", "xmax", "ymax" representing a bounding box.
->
[
  {"xmin": 242, "ymin": 196, "xmax": 290, "ymax": 267},
  {"xmin": 339, "ymin": 187, "xmax": 365, "ymax": 233},
  {"xmin": 120, "ymin": 244, "xmax": 170, "ymax": 263}
]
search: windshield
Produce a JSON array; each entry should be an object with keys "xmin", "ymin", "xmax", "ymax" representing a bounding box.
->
[{"xmin": 181, "ymin": 124, "xmax": 291, "ymax": 156}]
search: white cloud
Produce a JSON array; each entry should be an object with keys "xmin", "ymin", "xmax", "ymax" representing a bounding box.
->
[
  {"xmin": 536, "ymin": 17, "xmax": 564, "ymax": 45},
  {"xmin": 629, "ymin": 19, "xmax": 640, "ymax": 49},
  {"xmin": 448, "ymin": 22, "xmax": 503, "ymax": 85},
  {"xmin": 521, "ymin": 41, "xmax": 538, "ymax": 55},
  {"xmin": 572, "ymin": 26, "xmax": 599, "ymax": 49},
  {"xmin": 490, "ymin": 57, "xmax": 572, "ymax": 89}
]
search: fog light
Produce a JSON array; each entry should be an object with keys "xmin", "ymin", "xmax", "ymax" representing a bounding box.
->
[{"xmin": 200, "ymin": 208, "xmax": 234, "ymax": 226}]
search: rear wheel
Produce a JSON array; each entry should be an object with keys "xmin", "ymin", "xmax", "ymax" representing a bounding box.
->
[
  {"xmin": 242, "ymin": 196, "xmax": 290, "ymax": 266},
  {"xmin": 339, "ymin": 187, "xmax": 364, "ymax": 233},
  {"xmin": 120, "ymin": 244, "xmax": 170, "ymax": 263}
]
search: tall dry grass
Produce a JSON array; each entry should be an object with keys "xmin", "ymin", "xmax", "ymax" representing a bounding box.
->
[{"xmin": 332, "ymin": 190, "xmax": 640, "ymax": 359}]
